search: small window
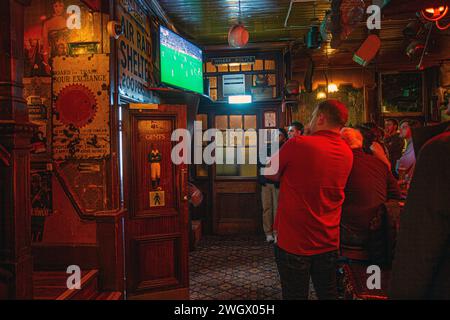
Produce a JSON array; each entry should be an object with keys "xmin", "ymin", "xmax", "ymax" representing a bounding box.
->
[
  {"xmin": 229, "ymin": 64, "xmax": 240, "ymax": 72},
  {"xmin": 206, "ymin": 62, "xmax": 216, "ymax": 73},
  {"xmin": 241, "ymin": 63, "xmax": 252, "ymax": 71},
  {"xmin": 253, "ymin": 59, "xmax": 264, "ymax": 71},
  {"xmin": 218, "ymin": 64, "xmax": 229, "ymax": 72},
  {"xmin": 229, "ymin": 115, "xmax": 243, "ymax": 129},
  {"xmin": 214, "ymin": 115, "xmax": 257, "ymax": 178},
  {"xmin": 244, "ymin": 115, "xmax": 256, "ymax": 130},
  {"xmin": 210, "ymin": 89, "xmax": 217, "ymax": 101},
  {"xmin": 195, "ymin": 114, "xmax": 209, "ymax": 177},
  {"xmin": 208, "ymin": 76, "xmax": 218, "ymax": 101},
  {"xmin": 215, "ymin": 115, "xmax": 228, "ymax": 130},
  {"xmin": 196, "ymin": 114, "xmax": 208, "ymax": 130},
  {"xmin": 209, "ymin": 77, "xmax": 217, "ymax": 89},
  {"xmin": 264, "ymin": 60, "xmax": 276, "ymax": 70}
]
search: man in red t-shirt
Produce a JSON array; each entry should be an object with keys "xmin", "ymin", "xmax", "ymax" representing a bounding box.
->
[{"xmin": 265, "ymin": 100, "xmax": 353, "ymax": 300}]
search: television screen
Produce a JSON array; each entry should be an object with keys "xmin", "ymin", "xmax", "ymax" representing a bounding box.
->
[{"xmin": 159, "ymin": 25, "xmax": 203, "ymax": 94}]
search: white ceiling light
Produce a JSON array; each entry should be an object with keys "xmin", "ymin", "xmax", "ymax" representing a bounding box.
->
[{"xmin": 228, "ymin": 95, "xmax": 252, "ymax": 104}]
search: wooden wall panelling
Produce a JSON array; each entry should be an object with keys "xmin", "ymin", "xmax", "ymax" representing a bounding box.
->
[
  {"xmin": 213, "ymin": 180, "xmax": 261, "ymax": 235},
  {"xmin": 96, "ymin": 210, "xmax": 125, "ymax": 292},
  {"xmin": 31, "ymin": 243, "xmax": 99, "ymax": 271},
  {"xmin": 0, "ymin": 0, "xmax": 34, "ymax": 299},
  {"xmin": 131, "ymin": 234, "xmax": 183, "ymax": 292}
]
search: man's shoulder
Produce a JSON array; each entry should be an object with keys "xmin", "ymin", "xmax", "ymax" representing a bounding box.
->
[
  {"xmin": 283, "ymin": 136, "xmax": 306, "ymax": 147},
  {"xmin": 284, "ymin": 134, "xmax": 324, "ymax": 149},
  {"xmin": 357, "ymin": 150, "xmax": 388, "ymax": 169},
  {"xmin": 420, "ymin": 131, "xmax": 450, "ymax": 157}
]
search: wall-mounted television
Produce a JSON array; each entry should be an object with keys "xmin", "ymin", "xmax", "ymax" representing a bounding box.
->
[{"xmin": 159, "ymin": 25, "xmax": 204, "ymax": 94}]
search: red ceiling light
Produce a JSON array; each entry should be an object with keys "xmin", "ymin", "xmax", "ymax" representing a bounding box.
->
[
  {"xmin": 422, "ymin": 6, "xmax": 448, "ymax": 21},
  {"xmin": 421, "ymin": 5, "xmax": 449, "ymax": 30},
  {"xmin": 228, "ymin": 24, "xmax": 249, "ymax": 48},
  {"xmin": 228, "ymin": 0, "xmax": 249, "ymax": 48}
]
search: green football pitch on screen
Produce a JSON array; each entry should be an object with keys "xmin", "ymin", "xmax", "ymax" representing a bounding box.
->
[{"xmin": 160, "ymin": 45, "xmax": 203, "ymax": 94}]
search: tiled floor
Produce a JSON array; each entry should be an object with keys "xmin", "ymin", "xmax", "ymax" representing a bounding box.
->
[{"xmin": 189, "ymin": 235, "xmax": 317, "ymax": 300}]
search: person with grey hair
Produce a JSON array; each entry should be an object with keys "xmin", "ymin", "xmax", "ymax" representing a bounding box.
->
[{"xmin": 340, "ymin": 127, "xmax": 364, "ymax": 149}]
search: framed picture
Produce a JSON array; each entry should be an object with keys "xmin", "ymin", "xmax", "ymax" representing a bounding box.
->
[
  {"xmin": 264, "ymin": 111, "xmax": 277, "ymax": 128},
  {"xmin": 379, "ymin": 71, "xmax": 425, "ymax": 116}
]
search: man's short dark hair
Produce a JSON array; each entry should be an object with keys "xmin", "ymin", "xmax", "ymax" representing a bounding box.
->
[
  {"xmin": 385, "ymin": 118, "xmax": 399, "ymax": 128},
  {"xmin": 362, "ymin": 122, "xmax": 384, "ymax": 142},
  {"xmin": 290, "ymin": 121, "xmax": 304, "ymax": 134},
  {"xmin": 317, "ymin": 99, "xmax": 349, "ymax": 127},
  {"xmin": 355, "ymin": 125, "xmax": 375, "ymax": 155},
  {"xmin": 400, "ymin": 119, "xmax": 421, "ymax": 129},
  {"xmin": 279, "ymin": 127, "xmax": 288, "ymax": 140}
]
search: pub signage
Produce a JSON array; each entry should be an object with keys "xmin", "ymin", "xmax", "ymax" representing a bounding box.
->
[
  {"xmin": 117, "ymin": 0, "xmax": 154, "ymax": 103},
  {"xmin": 212, "ymin": 56, "xmax": 256, "ymax": 66}
]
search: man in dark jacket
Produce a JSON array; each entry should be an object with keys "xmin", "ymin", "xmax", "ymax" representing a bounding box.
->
[
  {"xmin": 389, "ymin": 116, "xmax": 450, "ymax": 299},
  {"xmin": 340, "ymin": 128, "xmax": 401, "ymax": 262},
  {"xmin": 384, "ymin": 118, "xmax": 405, "ymax": 176},
  {"xmin": 258, "ymin": 128, "xmax": 288, "ymax": 243}
]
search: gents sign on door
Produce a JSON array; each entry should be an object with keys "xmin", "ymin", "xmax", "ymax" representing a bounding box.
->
[{"xmin": 117, "ymin": 0, "xmax": 154, "ymax": 102}]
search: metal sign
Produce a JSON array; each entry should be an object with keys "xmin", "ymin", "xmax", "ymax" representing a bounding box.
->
[
  {"xmin": 149, "ymin": 191, "xmax": 165, "ymax": 207},
  {"xmin": 223, "ymin": 74, "xmax": 246, "ymax": 97},
  {"xmin": 212, "ymin": 56, "xmax": 256, "ymax": 65},
  {"xmin": 117, "ymin": 0, "xmax": 155, "ymax": 102},
  {"xmin": 129, "ymin": 103, "xmax": 159, "ymax": 110}
]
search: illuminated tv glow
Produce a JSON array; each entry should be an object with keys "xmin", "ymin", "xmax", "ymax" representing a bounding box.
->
[{"xmin": 160, "ymin": 26, "xmax": 204, "ymax": 94}]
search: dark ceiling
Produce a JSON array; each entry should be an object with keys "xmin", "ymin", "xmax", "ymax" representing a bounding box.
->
[
  {"xmin": 157, "ymin": 0, "xmax": 450, "ymax": 68},
  {"xmin": 157, "ymin": 0, "xmax": 445, "ymax": 43},
  {"xmin": 158, "ymin": 0, "xmax": 330, "ymax": 45}
]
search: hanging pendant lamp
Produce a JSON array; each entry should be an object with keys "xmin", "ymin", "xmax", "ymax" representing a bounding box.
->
[{"xmin": 228, "ymin": 0, "xmax": 249, "ymax": 48}]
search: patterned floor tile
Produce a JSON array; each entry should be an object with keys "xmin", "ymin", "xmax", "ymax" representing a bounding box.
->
[{"xmin": 189, "ymin": 235, "xmax": 318, "ymax": 300}]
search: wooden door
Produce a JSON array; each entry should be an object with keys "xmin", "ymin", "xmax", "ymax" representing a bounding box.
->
[
  {"xmin": 211, "ymin": 113, "xmax": 262, "ymax": 235},
  {"xmin": 125, "ymin": 104, "xmax": 189, "ymax": 299}
]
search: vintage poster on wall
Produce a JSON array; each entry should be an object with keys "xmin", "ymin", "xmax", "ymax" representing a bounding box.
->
[
  {"xmin": 52, "ymin": 54, "xmax": 110, "ymax": 159},
  {"xmin": 23, "ymin": 77, "xmax": 52, "ymax": 155},
  {"xmin": 24, "ymin": 0, "xmax": 107, "ymax": 77},
  {"xmin": 30, "ymin": 169, "xmax": 52, "ymax": 242},
  {"xmin": 31, "ymin": 170, "xmax": 53, "ymax": 217},
  {"xmin": 117, "ymin": 0, "xmax": 155, "ymax": 102}
]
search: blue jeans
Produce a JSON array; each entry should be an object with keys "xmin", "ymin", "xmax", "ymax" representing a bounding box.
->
[{"xmin": 274, "ymin": 245, "xmax": 338, "ymax": 300}]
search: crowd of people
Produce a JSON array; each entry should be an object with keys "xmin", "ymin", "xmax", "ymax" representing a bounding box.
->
[{"xmin": 259, "ymin": 99, "xmax": 450, "ymax": 300}]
